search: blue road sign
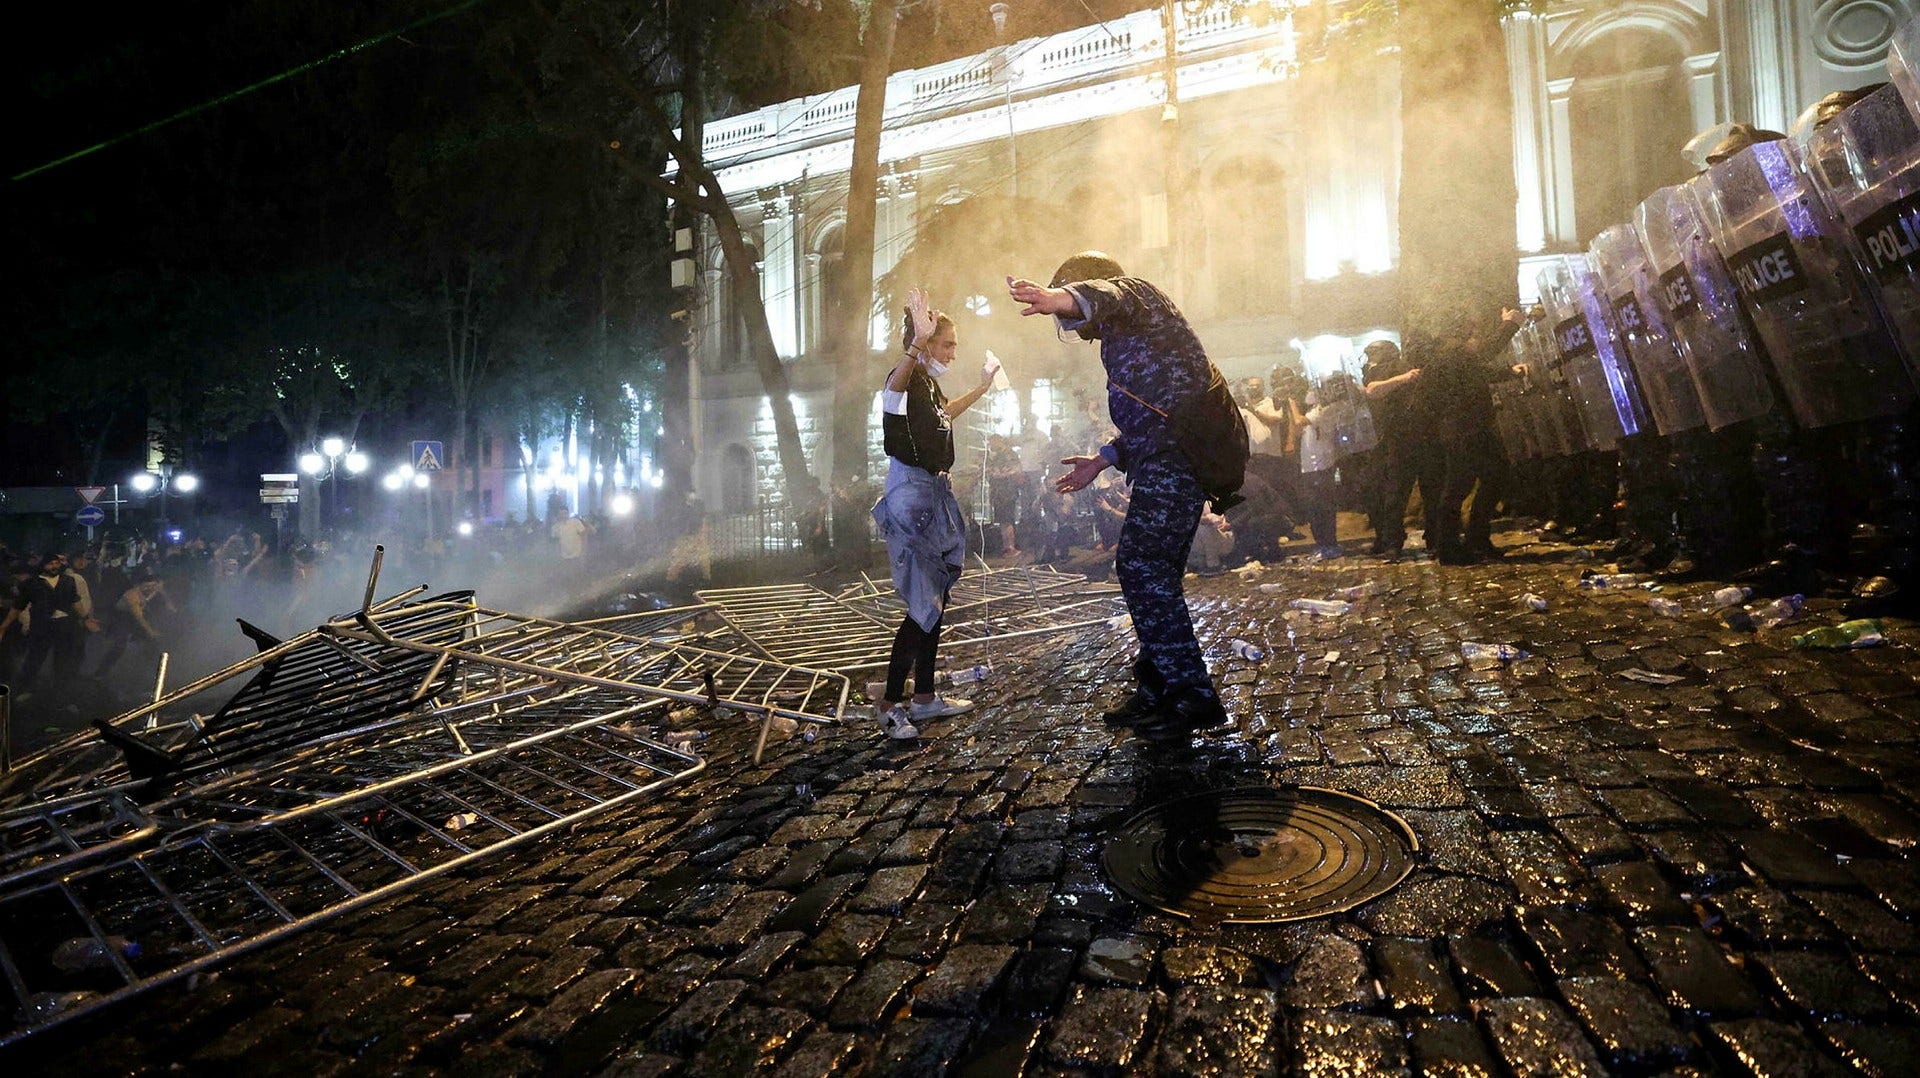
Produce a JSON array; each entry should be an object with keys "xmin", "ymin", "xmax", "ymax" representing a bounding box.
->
[
  {"xmin": 76, "ymin": 505, "xmax": 106, "ymax": 527},
  {"xmin": 411, "ymin": 440, "xmax": 445, "ymax": 472}
]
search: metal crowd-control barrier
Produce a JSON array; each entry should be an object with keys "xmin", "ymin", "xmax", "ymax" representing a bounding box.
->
[
  {"xmin": 702, "ymin": 565, "xmax": 1126, "ymax": 675},
  {"xmin": 0, "ymin": 550, "xmax": 847, "ymax": 1046}
]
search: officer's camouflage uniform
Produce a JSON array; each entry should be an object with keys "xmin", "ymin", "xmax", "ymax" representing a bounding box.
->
[{"xmin": 1058, "ymin": 277, "xmax": 1219, "ymax": 699}]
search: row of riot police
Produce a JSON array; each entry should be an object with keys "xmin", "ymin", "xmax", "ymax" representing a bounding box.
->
[{"xmin": 1489, "ymin": 19, "xmax": 1920, "ymax": 612}]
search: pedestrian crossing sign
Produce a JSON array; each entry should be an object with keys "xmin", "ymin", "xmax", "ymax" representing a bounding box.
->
[{"xmin": 412, "ymin": 440, "xmax": 445, "ymax": 472}]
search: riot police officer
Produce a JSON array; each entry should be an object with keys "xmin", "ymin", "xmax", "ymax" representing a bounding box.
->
[{"xmin": 1008, "ymin": 254, "xmax": 1231, "ymax": 739}]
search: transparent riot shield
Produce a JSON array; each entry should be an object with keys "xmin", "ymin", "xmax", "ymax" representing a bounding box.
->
[
  {"xmin": 1589, "ymin": 224, "xmax": 1709, "ymax": 436},
  {"xmin": 1492, "ymin": 332, "xmax": 1541, "ymax": 462},
  {"xmin": 1893, "ymin": 15, "xmax": 1920, "ymax": 126},
  {"xmin": 1520, "ymin": 319, "xmax": 1585, "ymax": 457},
  {"xmin": 1301, "ymin": 367, "xmax": 1378, "ymax": 468},
  {"xmin": 1489, "ymin": 379, "xmax": 1537, "ymax": 462},
  {"xmin": 1693, "ymin": 139, "xmax": 1916, "ymax": 427},
  {"xmin": 1804, "ymin": 84, "xmax": 1920, "ymax": 380},
  {"xmin": 1536, "ymin": 256, "xmax": 1650, "ymax": 451},
  {"xmin": 1634, "ymin": 185, "xmax": 1778, "ymax": 430}
]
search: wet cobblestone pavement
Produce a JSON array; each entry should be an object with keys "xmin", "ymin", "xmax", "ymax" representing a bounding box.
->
[{"xmin": 14, "ymin": 532, "xmax": 1920, "ymax": 1076}]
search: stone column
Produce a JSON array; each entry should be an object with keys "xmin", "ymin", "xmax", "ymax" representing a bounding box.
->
[
  {"xmin": 1545, "ymin": 76, "xmax": 1578, "ymax": 246},
  {"xmin": 1729, "ymin": 0, "xmax": 1798, "ymax": 132},
  {"xmin": 758, "ymin": 189, "xmax": 799, "ymax": 359},
  {"xmin": 1501, "ymin": 0, "xmax": 1552, "ymax": 254}
]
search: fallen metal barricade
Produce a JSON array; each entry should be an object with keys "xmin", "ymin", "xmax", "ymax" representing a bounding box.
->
[
  {"xmin": 0, "ymin": 551, "xmax": 847, "ymax": 1045},
  {"xmin": 701, "ymin": 564, "xmax": 1126, "ymax": 675}
]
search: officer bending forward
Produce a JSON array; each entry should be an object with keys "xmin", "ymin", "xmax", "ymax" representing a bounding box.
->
[{"xmin": 1008, "ymin": 253, "xmax": 1229, "ymax": 739}]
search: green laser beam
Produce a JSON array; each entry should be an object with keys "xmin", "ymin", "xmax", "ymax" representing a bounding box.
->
[{"xmin": 13, "ymin": 0, "xmax": 488, "ymax": 182}]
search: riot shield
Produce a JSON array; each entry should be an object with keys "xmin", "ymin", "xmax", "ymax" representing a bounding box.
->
[
  {"xmin": 1893, "ymin": 15, "xmax": 1920, "ymax": 127},
  {"xmin": 1536, "ymin": 256, "xmax": 1650, "ymax": 451},
  {"xmin": 1804, "ymin": 84, "xmax": 1920, "ymax": 380},
  {"xmin": 1489, "ymin": 378, "xmax": 1537, "ymax": 463},
  {"xmin": 1589, "ymin": 224, "xmax": 1709, "ymax": 436},
  {"xmin": 1634, "ymin": 185, "xmax": 1777, "ymax": 430},
  {"xmin": 1693, "ymin": 138, "xmax": 1916, "ymax": 427},
  {"xmin": 1521, "ymin": 318, "xmax": 1588, "ymax": 458}
]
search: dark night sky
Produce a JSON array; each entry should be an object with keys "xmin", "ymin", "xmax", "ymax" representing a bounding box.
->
[{"xmin": 5, "ymin": 1, "xmax": 1145, "ymax": 488}]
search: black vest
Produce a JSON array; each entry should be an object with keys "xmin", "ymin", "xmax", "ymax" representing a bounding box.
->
[{"xmin": 882, "ymin": 370, "xmax": 956, "ymax": 473}]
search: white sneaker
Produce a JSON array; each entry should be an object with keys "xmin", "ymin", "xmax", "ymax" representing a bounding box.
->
[
  {"xmin": 879, "ymin": 704, "xmax": 920, "ymax": 740},
  {"xmin": 910, "ymin": 694, "xmax": 974, "ymax": 721}
]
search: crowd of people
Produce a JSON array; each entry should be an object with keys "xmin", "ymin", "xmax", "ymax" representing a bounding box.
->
[
  {"xmin": 0, "ymin": 499, "xmax": 707, "ymax": 725},
  {"xmin": 944, "ymin": 308, "xmax": 1535, "ymax": 580}
]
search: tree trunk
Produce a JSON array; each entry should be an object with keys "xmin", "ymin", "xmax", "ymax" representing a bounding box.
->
[
  {"xmin": 827, "ymin": 0, "xmax": 901, "ymax": 551},
  {"xmin": 670, "ymin": 20, "xmax": 812, "ymax": 504},
  {"xmin": 1395, "ymin": 0, "xmax": 1517, "ymax": 338}
]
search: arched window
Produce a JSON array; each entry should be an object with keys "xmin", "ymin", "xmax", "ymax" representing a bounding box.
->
[
  {"xmin": 810, "ymin": 224, "xmax": 846, "ymax": 356},
  {"xmin": 711, "ymin": 244, "xmax": 759, "ymax": 371},
  {"xmin": 719, "ymin": 443, "xmax": 757, "ymax": 514},
  {"xmin": 1201, "ymin": 157, "xmax": 1290, "ymax": 316},
  {"xmin": 1568, "ymin": 29, "xmax": 1693, "ymax": 243}
]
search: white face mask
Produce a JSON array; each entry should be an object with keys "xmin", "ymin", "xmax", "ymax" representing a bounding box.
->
[{"xmin": 922, "ymin": 357, "xmax": 949, "ymax": 379}]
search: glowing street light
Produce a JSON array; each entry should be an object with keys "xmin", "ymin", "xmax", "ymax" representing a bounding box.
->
[
  {"xmin": 381, "ymin": 472, "xmax": 404, "ymax": 492},
  {"xmin": 609, "ymin": 492, "xmax": 635, "ymax": 516},
  {"xmin": 131, "ymin": 463, "xmax": 196, "ymax": 530},
  {"xmin": 456, "ymin": 520, "xmax": 474, "ymax": 537},
  {"xmin": 298, "ymin": 437, "xmax": 368, "ymax": 532}
]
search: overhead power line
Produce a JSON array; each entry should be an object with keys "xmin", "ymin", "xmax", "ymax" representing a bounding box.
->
[{"xmin": 13, "ymin": 0, "xmax": 489, "ymax": 182}]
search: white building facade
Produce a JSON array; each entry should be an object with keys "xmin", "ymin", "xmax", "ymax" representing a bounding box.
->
[{"xmin": 679, "ymin": 0, "xmax": 1914, "ymax": 521}]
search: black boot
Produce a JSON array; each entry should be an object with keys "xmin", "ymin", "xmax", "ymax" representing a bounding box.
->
[
  {"xmin": 1103, "ymin": 654, "xmax": 1166, "ymax": 726},
  {"xmin": 1131, "ymin": 686, "xmax": 1231, "ymax": 741}
]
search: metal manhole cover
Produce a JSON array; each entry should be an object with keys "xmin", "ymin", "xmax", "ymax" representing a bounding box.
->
[{"xmin": 1102, "ymin": 785, "xmax": 1419, "ymax": 923}]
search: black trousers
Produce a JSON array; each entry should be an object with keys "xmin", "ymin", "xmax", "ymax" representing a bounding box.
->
[
  {"xmin": 1435, "ymin": 434, "xmax": 1508, "ymax": 554},
  {"xmin": 15, "ymin": 618, "xmax": 85, "ymax": 690},
  {"xmin": 1372, "ymin": 439, "xmax": 1443, "ymax": 553},
  {"xmin": 884, "ymin": 616, "xmax": 941, "ymax": 702}
]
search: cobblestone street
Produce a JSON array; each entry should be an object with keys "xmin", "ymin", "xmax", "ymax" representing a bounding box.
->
[{"xmin": 14, "ymin": 532, "xmax": 1920, "ymax": 1076}]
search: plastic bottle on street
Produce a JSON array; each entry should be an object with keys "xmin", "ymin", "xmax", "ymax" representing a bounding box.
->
[
  {"xmin": 1256, "ymin": 582, "xmax": 1287, "ymax": 594},
  {"xmin": 1648, "ymin": 597, "xmax": 1683, "ymax": 617},
  {"xmin": 51, "ymin": 936, "xmax": 141, "ymax": 973},
  {"xmin": 1791, "ymin": 619, "xmax": 1887, "ymax": 649},
  {"xmin": 1579, "ymin": 573, "xmax": 1650, "ymax": 588},
  {"xmin": 1751, "ymin": 594, "xmax": 1805, "ymax": 629},
  {"xmin": 1289, "ymin": 598, "xmax": 1354, "ymax": 616},
  {"xmin": 1520, "ymin": 593, "xmax": 1549, "ymax": 612},
  {"xmin": 1697, "ymin": 586, "xmax": 1753, "ymax": 610},
  {"xmin": 1460, "ymin": 642, "xmax": 1529, "ymax": 662},
  {"xmin": 947, "ymin": 663, "xmax": 993, "ymax": 685},
  {"xmin": 1338, "ymin": 581, "xmax": 1386, "ymax": 599},
  {"xmin": 1228, "ymin": 639, "xmax": 1265, "ymax": 661}
]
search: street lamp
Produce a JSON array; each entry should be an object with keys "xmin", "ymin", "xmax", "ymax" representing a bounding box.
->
[
  {"xmin": 129, "ymin": 463, "xmax": 198, "ymax": 534},
  {"xmin": 299, "ymin": 436, "xmax": 369, "ymax": 528}
]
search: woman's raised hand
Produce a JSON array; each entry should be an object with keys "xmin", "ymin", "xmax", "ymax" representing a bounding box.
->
[{"xmin": 906, "ymin": 287, "xmax": 936, "ymax": 346}]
